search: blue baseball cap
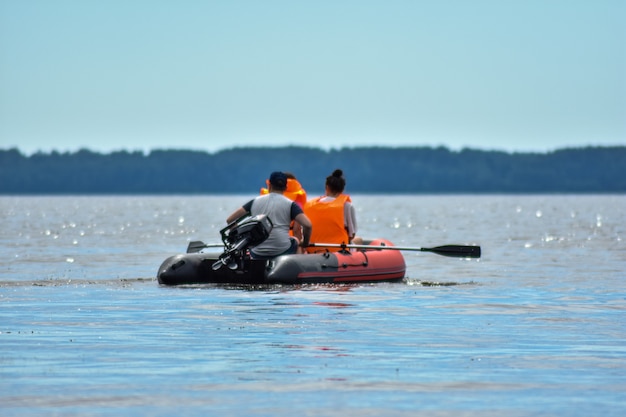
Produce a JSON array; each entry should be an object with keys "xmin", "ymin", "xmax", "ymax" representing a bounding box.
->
[{"xmin": 269, "ymin": 171, "xmax": 287, "ymax": 188}]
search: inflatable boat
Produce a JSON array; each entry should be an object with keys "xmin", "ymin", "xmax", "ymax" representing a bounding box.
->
[
  {"xmin": 157, "ymin": 238, "xmax": 406, "ymax": 285},
  {"xmin": 156, "ymin": 214, "xmax": 480, "ymax": 286},
  {"xmin": 156, "ymin": 214, "xmax": 405, "ymax": 285}
]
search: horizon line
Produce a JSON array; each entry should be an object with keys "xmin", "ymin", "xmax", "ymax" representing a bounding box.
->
[{"xmin": 3, "ymin": 143, "xmax": 625, "ymax": 157}]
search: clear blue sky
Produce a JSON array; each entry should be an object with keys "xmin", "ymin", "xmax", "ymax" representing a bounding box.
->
[{"xmin": 1, "ymin": 0, "xmax": 624, "ymax": 154}]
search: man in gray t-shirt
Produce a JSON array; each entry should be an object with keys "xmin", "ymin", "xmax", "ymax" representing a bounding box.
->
[{"xmin": 226, "ymin": 171, "xmax": 312, "ymax": 259}]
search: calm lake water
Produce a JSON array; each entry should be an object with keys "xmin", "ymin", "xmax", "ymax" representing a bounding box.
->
[{"xmin": 1, "ymin": 195, "xmax": 625, "ymax": 416}]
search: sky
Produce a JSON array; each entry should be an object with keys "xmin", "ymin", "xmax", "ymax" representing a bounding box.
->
[{"xmin": 1, "ymin": 0, "xmax": 624, "ymax": 155}]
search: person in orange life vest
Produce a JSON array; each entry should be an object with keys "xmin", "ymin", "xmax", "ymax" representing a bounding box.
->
[
  {"xmin": 260, "ymin": 172, "xmax": 307, "ymax": 240},
  {"xmin": 304, "ymin": 169, "xmax": 361, "ymax": 253},
  {"xmin": 260, "ymin": 172, "xmax": 307, "ymax": 207},
  {"xmin": 227, "ymin": 171, "xmax": 312, "ymax": 259}
]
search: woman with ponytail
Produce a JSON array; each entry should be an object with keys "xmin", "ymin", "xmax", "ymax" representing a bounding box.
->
[{"xmin": 303, "ymin": 169, "xmax": 360, "ymax": 253}]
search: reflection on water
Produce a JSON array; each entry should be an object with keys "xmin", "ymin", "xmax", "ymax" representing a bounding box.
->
[{"xmin": 1, "ymin": 195, "xmax": 625, "ymax": 416}]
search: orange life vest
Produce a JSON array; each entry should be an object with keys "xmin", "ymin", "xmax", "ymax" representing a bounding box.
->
[{"xmin": 304, "ymin": 194, "xmax": 351, "ymax": 253}]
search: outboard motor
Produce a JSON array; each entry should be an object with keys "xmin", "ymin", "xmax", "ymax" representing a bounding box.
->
[{"xmin": 212, "ymin": 214, "xmax": 273, "ymax": 270}]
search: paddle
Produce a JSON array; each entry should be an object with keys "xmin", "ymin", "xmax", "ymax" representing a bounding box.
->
[
  {"xmin": 308, "ymin": 243, "xmax": 481, "ymax": 258},
  {"xmin": 186, "ymin": 241, "xmax": 225, "ymax": 253}
]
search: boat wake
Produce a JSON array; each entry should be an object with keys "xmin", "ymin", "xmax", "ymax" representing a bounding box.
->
[
  {"xmin": 0, "ymin": 277, "xmax": 476, "ymax": 289},
  {"xmin": 404, "ymin": 278, "xmax": 478, "ymax": 287},
  {"xmin": 0, "ymin": 277, "xmax": 155, "ymax": 288}
]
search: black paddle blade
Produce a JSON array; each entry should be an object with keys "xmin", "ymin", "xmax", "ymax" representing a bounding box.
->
[
  {"xmin": 187, "ymin": 241, "xmax": 225, "ymax": 253},
  {"xmin": 187, "ymin": 241, "xmax": 207, "ymax": 253},
  {"xmin": 422, "ymin": 245, "xmax": 481, "ymax": 258}
]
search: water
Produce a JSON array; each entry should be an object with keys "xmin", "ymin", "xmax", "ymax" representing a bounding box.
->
[{"xmin": 1, "ymin": 195, "xmax": 624, "ymax": 416}]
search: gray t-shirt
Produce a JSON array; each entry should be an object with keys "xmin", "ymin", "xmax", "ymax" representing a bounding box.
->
[{"xmin": 242, "ymin": 193, "xmax": 302, "ymax": 256}]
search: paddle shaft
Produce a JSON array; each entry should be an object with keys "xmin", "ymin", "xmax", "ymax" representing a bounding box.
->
[
  {"xmin": 187, "ymin": 240, "xmax": 481, "ymax": 258},
  {"xmin": 308, "ymin": 243, "xmax": 481, "ymax": 258}
]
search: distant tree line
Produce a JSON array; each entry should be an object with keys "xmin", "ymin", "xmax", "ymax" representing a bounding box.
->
[{"xmin": 0, "ymin": 145, "xmax": 624, "ymax": 194}]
